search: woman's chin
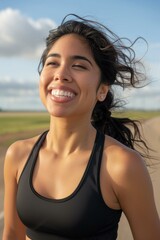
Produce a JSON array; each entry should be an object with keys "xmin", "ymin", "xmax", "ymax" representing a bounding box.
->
[{"xmin": 47, "ymin": 107, "xmax": 70, "ymax": 118}]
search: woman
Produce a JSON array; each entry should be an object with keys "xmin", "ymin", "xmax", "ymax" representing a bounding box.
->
[{"xmin": 3, "ymin": 14, "xmax": 160, "ymax": 240}]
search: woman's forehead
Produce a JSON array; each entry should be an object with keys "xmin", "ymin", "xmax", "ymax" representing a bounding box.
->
[
  {"xmin": 50, "ymin": 34, "xmax": 89, "ymax": 50},
  {"xmin": 47, "ymin": 34, "xmax": 93, "ymax": 58}
]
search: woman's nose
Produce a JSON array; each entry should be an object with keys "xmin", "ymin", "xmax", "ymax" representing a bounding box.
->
[{"xmin": 53, "ymin": 66, "xmax": 72, "ymax": 82}]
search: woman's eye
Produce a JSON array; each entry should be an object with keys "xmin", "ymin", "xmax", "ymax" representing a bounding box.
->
[
  {"xmin": 47, "ymin": 62, "xmax": 58, "ymax": 66},
  {"xmin": 73, "ymin": 64, "xmax": 86, "ymax": 70}
]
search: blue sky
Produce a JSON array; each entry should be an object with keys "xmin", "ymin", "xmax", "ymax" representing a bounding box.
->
[{"xmin": 0, "ymin": 0, "xmax": 160, "ymax": 110}]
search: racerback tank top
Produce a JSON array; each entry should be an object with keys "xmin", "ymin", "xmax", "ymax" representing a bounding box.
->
[{"xmin": 17, "ymin": 131, "xmax": 122, "ymax": 239}]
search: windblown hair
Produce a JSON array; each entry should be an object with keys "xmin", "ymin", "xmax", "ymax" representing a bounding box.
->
[{"xmin": 38, "ymin": 14, "xmax": 149, "ymax": 158}]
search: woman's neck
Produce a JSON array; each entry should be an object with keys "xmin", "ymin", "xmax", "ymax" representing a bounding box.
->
[{"xmin": 45, "ymin": 116, "xmax": 96, "ymax": 156}]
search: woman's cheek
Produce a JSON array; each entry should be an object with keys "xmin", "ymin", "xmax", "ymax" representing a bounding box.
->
[{"xmin": 40, "ymin": 71, "xmax": 50, "ymax": 87}]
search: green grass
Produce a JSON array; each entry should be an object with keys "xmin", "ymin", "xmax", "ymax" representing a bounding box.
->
[
  {"xmin": 113, "ymin": 110, "xmax": 160, "ymax": 120},
  {"xmin": 0, "ymin": 112, "xmax": 50, "ymax": 134},
  {"xmin": 0, "ymin": 110, "xmax": 160, "ymax": 135},
  {"xmin": 0, "ymin": 110, "xmax": 159, "ymax": 149}
]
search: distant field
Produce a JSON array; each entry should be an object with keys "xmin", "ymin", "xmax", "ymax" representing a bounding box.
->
[
  {"xmin": 0, "ymin": 110, "xmax": 160, "ymax": 135},
  {"xmin": 0, "ymin": 111, "xmax": 50, "ymax": 134},
  {"xmin": 113, "ymin": 110, "xmax": 160, "ymax": 120}
]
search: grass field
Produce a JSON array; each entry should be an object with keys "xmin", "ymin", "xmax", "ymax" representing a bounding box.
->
[
  {"xmin": 0, "ymin": 111, "xmax": 50, "ymax": 134},
  {"xmin": 113, "ymin": 110, "xmax": 160, "ymax": 120},
  {"xmin": 0, "ymin": 110, "xmax": 160, "ymax": 135}
]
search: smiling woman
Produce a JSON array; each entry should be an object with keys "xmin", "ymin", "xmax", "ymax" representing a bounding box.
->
[{"xmin": 2, "ymin": 14, "xmax": 160, "ymax": 240}]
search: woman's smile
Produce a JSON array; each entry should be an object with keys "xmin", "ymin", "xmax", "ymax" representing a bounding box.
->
[{"xmin": 50, "ymin": 87, "xmax": 77, "ymax": 103}]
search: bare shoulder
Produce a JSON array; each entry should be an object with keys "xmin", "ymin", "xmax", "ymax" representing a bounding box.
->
[
  {"xmin": 104, "ymin": 135, "xmax": 146, "ymax": 169},
  {"xmin": 5, "ymin": 134, "xmax": 41, "ymax": 159},
  {"xmin": 4, "ymin": 134, "xmax": 41, "ymax": 181},
  {"xmin": 103, "ymin": 135, "xmax": 149, "ymax": 193},
  {"xmin": 103, "ymin": 136, "xmax": 160, "ymax": 239}
]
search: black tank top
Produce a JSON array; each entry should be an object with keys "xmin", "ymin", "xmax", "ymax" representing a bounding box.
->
[{"xmin": 17, "ymin": 131, "xmax": 122, "ymax": 240}]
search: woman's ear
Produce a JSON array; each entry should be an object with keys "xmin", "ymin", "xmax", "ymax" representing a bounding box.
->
[{"xmin": 97, "ymin": 84, "xmax": 109, "ymax": 102}]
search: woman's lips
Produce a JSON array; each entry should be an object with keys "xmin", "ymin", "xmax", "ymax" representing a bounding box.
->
[
  {"xmin": 51, "ymin": 89, "xmax": 76, "ymax": 98},
  {"xmin": 49, "ymin": 86, "xmax": 77, "ymax": 103}
]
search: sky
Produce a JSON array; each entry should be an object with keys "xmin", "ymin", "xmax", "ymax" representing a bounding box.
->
[{"xmin": 0, "ymin": 0, "xmax": 160, "ymax": 111}]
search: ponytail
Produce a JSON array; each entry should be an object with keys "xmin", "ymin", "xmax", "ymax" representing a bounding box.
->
[{"xmin": 92, "ymin": 90, "xmax": 149, "ymax": 158}]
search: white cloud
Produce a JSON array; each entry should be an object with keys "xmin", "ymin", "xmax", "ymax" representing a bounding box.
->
[
  {"xmin": 0, "ymin": 8, "xmax": 56, "ymax": 58},
  {"xmin": 148, "ymin": 62, "xmax": 160, "ymax": 82},
  {"xmin": 0, "ymin": 76, "xmax": 44, "ymax": 110},
  {"xmin": 113, "ymin": 80, "xmax": 160, "ymax": 110},
  {"xmin": 123, "ymin": 83, "xmax": 160, "ymax": 109}
]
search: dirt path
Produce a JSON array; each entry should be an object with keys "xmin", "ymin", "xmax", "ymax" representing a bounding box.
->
[{"xmin": 118, "ymin": 117, "xmax": 160, "ymax": 239}]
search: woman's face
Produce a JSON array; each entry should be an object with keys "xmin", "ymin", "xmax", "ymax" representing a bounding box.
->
[{"xmin": 39, "ymin": 33, "xmax": 108, "ymax": 119}]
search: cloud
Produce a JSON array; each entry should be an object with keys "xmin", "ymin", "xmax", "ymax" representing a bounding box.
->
[
  {"xmin": 0, "ymin": 76, "xmax": 38, "ymax": 96},
  {"xmin": 124, "ymin": 83, "xmax": 160, "ymax": 109},
  {"xmin": 0, "ymin": 8, "xmax": 56, "ymax": 58},
  {"xmin": 0, "ymin": 76, "xmax": 44, "ymax": 110},
  {"xmin": 148, "ymin": 62, "xmax": 160, "ymax": 82},
  {"xmin": 113, "ymin": 81, "xmax": 160, "ymax": 110}
]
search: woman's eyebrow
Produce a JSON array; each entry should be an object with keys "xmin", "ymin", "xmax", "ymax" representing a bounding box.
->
[
  {"xmin": 46, "ymin": 53, "xmax": 93, "ymax": 66},
  {"xmin": 71, "ymin": 55, "xmax": 93, "ymax": 66},
  {"xmin": 46, "ymin": 53, "xmax": 60, "ymax": 59}
]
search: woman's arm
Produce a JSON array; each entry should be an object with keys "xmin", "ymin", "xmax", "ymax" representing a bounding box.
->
[
  {"xmin": 2, "ymin": 142, "xmax": 26, "ymax": 240},
  {"xmin": 113, "ymin": 149, "xmax": 160, "ymax": 240}
]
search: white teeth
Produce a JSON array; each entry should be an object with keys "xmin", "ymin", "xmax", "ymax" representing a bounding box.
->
[{"xmin": 51, "ymin": 89, "xmax": 75, "ymax": 98}]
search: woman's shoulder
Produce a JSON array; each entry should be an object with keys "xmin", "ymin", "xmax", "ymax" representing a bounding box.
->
[
  {"xmin": 6, "ymin": 134, "xmax": 40, "ymax": 158},
  {"xmin": 4, "ymin": 133, "xmax": 42, "ymax": 180},
  {"xmin": 102, "ymin": 135, "xmax": 150, "ymax": 208},
  {"xmin": 103, "ymin": 135, "xmax": 148, "ymax": 183}
]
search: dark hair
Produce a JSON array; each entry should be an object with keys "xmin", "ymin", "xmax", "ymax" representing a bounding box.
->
[{"xmin": 38, "ymin": 14, "xmax": 149, "ymax": 158}]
